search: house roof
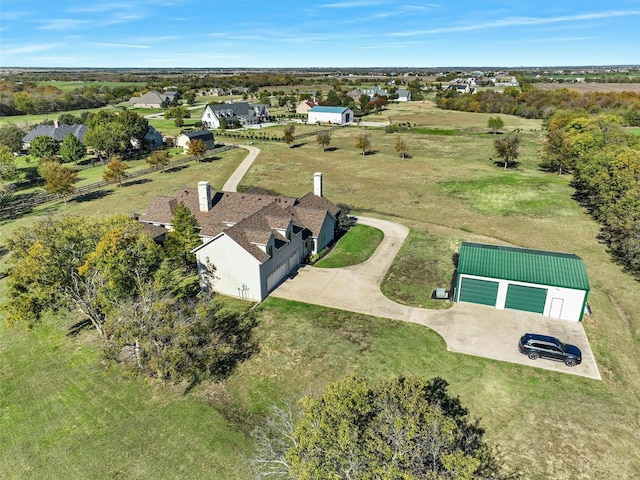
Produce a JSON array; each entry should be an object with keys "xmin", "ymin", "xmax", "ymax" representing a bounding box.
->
[
  {"xmin": 308, "ymin": 106, "xmax": 350, "ymax": 114},
  {"xmin": 129, "ymin": 91, "xmax": 176, "ymax": 105},
  {"xmin": 177, "ymin": 130, "xmax": 215, "ymax": 149},
  {"xmin": 22, "ymin": 124, "xmax": 87, "ymax": 143},
  {"xmin": 458, "ymin": 242, "xmax": 590, "ymax": 291},
  {"xmin": 140, "ymin": 184, "xmax": 338, "ymax": 262}
]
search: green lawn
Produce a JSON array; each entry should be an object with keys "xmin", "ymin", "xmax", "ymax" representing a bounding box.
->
[
  {"xmin": 1, "ymin": 100, "xmax": 640, "ymax": 479},
  {"xmin": 314, "ymin": 224, "xmax": 383, "ymax": 268}
]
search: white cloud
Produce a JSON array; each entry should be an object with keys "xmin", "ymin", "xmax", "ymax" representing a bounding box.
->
[
  {"xmin": 1, "ymin": 43, "xmax": 62, "ymax": 55},
  {"xmin": 38, "ymin": 18, "xmax": 90, "ymax": 31},
  {"xmin": 91, "ymin": 42, "xmax": 150, "ymax": 49}
]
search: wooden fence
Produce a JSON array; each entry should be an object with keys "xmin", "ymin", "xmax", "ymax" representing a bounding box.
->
[{"xmin": 0, "ymin": 145, "xmax": 236, "ymax": 220}]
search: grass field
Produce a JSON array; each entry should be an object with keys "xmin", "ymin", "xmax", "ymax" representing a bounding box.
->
[
  {"xmin": 314, "ymin": 224, "xmax": 384, "ymax": 268},
  {"xmin": 1, "ymin": 100, "xmax": 640, "ymax": 479},
  {"xmin": 37, "ymin": 80, "xmax": 147, "ymax": 92}
]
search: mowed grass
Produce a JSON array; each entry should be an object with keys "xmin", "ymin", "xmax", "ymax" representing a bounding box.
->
[
  {"xmin": 1, "ymin": 100, "xmax": 640, "ymax": 479},
  {"xmin": 314, "ymin": 224, "xmax": 384, "ymax": 268}
]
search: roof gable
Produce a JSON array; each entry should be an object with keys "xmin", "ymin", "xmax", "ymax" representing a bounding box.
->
[{"xmin": 458, "ymin": 242, "xmax": 590, "ymax": 291}]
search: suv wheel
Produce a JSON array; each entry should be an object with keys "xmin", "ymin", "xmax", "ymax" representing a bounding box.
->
[
  {"xmin": 564, "ymin": 358, "xmax": 577, "ymax": 367},
  {"xmin": 527, "ymin": 351, "xmax": 539, "ymax": 360}
]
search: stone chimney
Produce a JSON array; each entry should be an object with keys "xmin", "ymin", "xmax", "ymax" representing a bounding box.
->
[
  {"xmin": 314, "ymin": 172, "xmax": 323, "ymax": 197},
  {"xmin": 198, "ymin": 181, "xmax": 212, "ymax": 212}
]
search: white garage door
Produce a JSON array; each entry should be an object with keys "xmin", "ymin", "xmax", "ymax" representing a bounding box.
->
[{"xmin": 266, "ymin": 260, "xmax": 288, "ymax": 292}]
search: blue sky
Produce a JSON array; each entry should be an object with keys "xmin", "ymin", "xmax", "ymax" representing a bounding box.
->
[{"xmin": 1, "ymin": 0, "xmax": 639, "ymax": 68}]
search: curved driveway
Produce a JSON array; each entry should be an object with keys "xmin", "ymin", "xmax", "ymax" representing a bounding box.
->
[{"xmin": 225, "ymin": 146, "xmax": 601, "ymax": 379}]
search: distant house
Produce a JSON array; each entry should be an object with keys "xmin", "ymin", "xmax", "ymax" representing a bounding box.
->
[
  {"xmin": 137, "ymin": 173, "xmax": 339, "ymax": 301},
  {"xmin": 362, "ymin": 86, "xmax": 389, "ymax": 97},
  {"xmin": 176, "ymin": 130, "xmax": 216, "ymax": 151},
  {"xmin": 143, "ymin": 126, "xmax": 163, "ymax": 148},
  {"xmin": 307, "ymin": 106, "xmax": 354, "ymax": 125},
  {"xmin": 395, "ymin": 89, "xmax": 411, "ymax": 102},
  {"xmin": 296, "ymin": 99, "xmax": 318, "ymax": 114},
  {"xmin": 22, "ymin": 122, "xmax": 87, "ymax": 149},
  {"xmin": 129, "ymin": 91, "xmax": 181, "ymax": 108},
  {"xmin": 346, "ymin": 89, "xmax": 366, "ymax": 101},
  {"xmin": 200, "ymin": 87, "xmax": 230, "ymax": 97},
  {"xmin": 201, "ymin": 102, "xmax": 270, "ymax": 129}
]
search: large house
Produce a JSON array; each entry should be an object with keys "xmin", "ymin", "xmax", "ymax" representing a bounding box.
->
[
  {"xmin": 137, "ymin": 173, "xmax": 339, "ymax": 301},
  {"xmin": 129, "ymin": 91, "xmax": 180, "ymax": 108},
  {"xmin": 201, "ymin": 102, "xmax": 270, "ymax": 129},
  {"xmin": 307, "ymin": 106, "xmax": 354, "ymax": 125},
  {"xmin": 22, "ymin": 122, "xmax": 87, "ymax": 149}
]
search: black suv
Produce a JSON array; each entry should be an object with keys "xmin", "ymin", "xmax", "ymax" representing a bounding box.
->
[{"xmin": 518, "ymin": 333, "xmax": 582, "ymax": 367}]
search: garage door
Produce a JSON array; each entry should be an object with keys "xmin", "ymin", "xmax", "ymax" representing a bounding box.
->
[
  {"xmin": 505, "ymin": 284, "xmax": 547, "ymax": 314},
  {"xmin": 458, "ymin": 277, "xmax": 499, "ymax": 306},
  {"xmin": 266, "ymin": 260, "xmax": 288, "ymax": 292}
]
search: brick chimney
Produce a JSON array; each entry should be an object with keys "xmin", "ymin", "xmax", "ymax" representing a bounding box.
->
[
  {"xmin": 198, "ymin": 181, "xmax": 212, "ymax": 212},
  {"xmin": 314, "ymin": 172, "xmax": 323, "ymax": 197}
]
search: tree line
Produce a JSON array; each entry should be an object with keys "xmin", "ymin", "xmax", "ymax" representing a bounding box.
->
[
  {"xmin": 437, "ymin": 87, "xmax": 640, "ymax": 125},
  {"xmin": 541, "ymin": 110, "xmax": 640, "ymax": 278}
]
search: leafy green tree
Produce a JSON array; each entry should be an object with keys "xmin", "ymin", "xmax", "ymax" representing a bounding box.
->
[
  {"xmin": 174, "ymin": 117, "xmax": 184, "ymax": 127},
  {"xmin": 29, "ymin": 135, "xmax": 60, "ymax": 158},
  {"xmin": 57, "ymin": 113, "xmax": 83, "ymax": 125},
  {"xmin": 487, "ymin": 116, "xmax": 505, "ymax": 134},
  {"xmin": 395, "ymin": 136, "xmax": 410, "ymax": 159},
  {"xmin": 316, "ymin": 131, "xmax": 331, "ymax": 152},
  {"xmin": 493, "ymin": 133, "xmax": 520, "ymax": 169},
  {"xmin": 102, "ymin": 156, "xmax": 129, "ymax": 186},
  {"xmin": 355, "ymin": 132, "xmax": 371, "ymax": 156},
  {"xmin": 187, "ymin": 138, "xmax": 207, "ymax": 161},
  {"xmin": 85, "ymin": 122, "xmax": 129, "ymax": 162},
  {"xmin": 282, "ymin": 125, "xmax": 295, "ymax": 147},
  {"xmin": 102, "ymin": 293, "xmax": 257, "ymax": 385},
  {"xmin": 86, "ymin": 110, "xmax": 118, "ymax": 129},
  {"xmin": 164, "ymin": 106, "xmax": 190, "ymax": 119},
  {"xmin": 39, "ymin": 159, "xmax": 78, "ymax": 201},
  {"xmin": 165, "ymin": 203, "xmax": 201, "ymax": 266},
  {"xmin": 219, "ymin": 116, "xmax": 228, "ymax": 131},
  {"xmin": 146, "ymin": 149, "xmax": 171, "ymax": 172},
  {"xmin": 326, "ymin": 89, "xmax": 341, "ymax": 106},
  {"xmin": 183, "ymin": 91, "xmax": 196, "ymax": 105},
  {"xmin": 359, "ymin": 94, "xmax": 371, "ymax": 113},
  {"xmin": 116, "ymin": 110, "xmax": 149, "ymax": 145},
  {"xmin": 0, "ymin": 122, "xmax": 26, "ymax": 153},
  {"xmin": 2, "ymin": 215, "xmax": 135, "ymax": 330},
  {"xmin": 251, "ymin": 375, "xmax": 504, "ymax": 479},
  {"xmin": 59, "ymin": 133, "xmax": 87, "ymax": 164},
  {"xmin": 0, "ymin": 145, "xmax": 18, "ymax": 181}
]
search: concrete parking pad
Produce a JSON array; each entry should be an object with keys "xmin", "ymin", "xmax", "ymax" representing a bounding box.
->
[{"xmin": 272, "ymin": 216, "xmax": 601, "ymax": 380}]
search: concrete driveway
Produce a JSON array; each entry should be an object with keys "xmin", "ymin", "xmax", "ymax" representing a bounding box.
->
[{"xmin": 272, "ymin": 216, "xmax": 601, "ymax": 380}]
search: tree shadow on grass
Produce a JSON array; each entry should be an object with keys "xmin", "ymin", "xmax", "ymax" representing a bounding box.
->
[
  {"xmin": 123, "ymin": 178, "xmax": 152, "ymax": 187},
  {"xmin": 324, "ymin": 147, "xmax": 339, "ymax": 152},
  {"xmin": 200, "ymin": 156, "xmax": 220, "ymax": 163},
  {"xmin": 164, "ymin": 165, "xmax": 189, "ymax": 174},
  {"xmin": 72, "ymin": 190, "xmax": 113, "ymax": 203},
  {"xmin": 492, "ymin": 159, "xmax": 521, "ymax": 169},
  {"xmin": 291, "ymin": 142, "xmax": 306, "ymax": 148}
]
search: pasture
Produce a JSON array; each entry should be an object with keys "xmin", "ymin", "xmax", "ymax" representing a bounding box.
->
[{"xmin": 1, "ymin": 100, "xmax": 639, "ymax": 479}]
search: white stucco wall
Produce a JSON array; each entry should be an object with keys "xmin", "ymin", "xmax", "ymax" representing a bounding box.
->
[
  {"xmin": 195, "ymin": 235, "xmax": 262, "ymax": 301},
  {"xmin": 314, "ymin": 215, "xmax": 336, "ymax": 253},
  {"xmin": 201, "ymin": 107, "xmax": 221, "ymax": 129}
]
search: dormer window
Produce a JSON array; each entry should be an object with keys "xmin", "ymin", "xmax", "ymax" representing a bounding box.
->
[{"xmin": 267, "ymin": 246, "xmax": 273, "ymax": 257}]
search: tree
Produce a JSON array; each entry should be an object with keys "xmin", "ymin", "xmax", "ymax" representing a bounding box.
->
[
  {"xmin": 59, "ymin": 133, "xmax": 87, "ymax": 164},
  {"xmin": 165, "ymin": 203, "xmax": 201, "ymax": 266},
  {"xmin": 219, "ymin": 116, "xmax": 228, "ymax": 131},
  {"xmin": 174, "ymin": 117, "xmax": 184, "ymax": 127},
  {"xmin": 165, "ymin": 106, "xmax": 190, "ymax": 119},
  {"xmin": 29, "ymin": 135, "xmax": 60, "ymax": 158},
  {"xmin": 355, "ymin": 132, "xmax": 371, "ymax": 156},
  {"xmin": 146, "ymin": 149, "xmax": 171, "ymax": 172},
  {"xmin": 57, "ymin": 113, "xmax": 83, "ymax": 125},
  {"xmin": 251, "ymin": 375, "xmax": 504, "ymax": 479},
  {"xmin": 0, "ymin": 145, "xmax": 18, "ymax": 181},
  {"xmin": 395, "ymin": 136, "xmax": 410, "ymax": 159},
  {"xmin": 2, "ymin": 215, "xmax": 137, "ymax": 330},
  {"xmin": 102, "ymin": 156, "xmax": 129, "ymax": 186},
  {"xmin": 102, "ymin": 293, "xmax": 257, "ymax": 385},
  {"xmin": 316, "ymin": 131, "xmax": 331, "ymax": 152},
  {"xmin": 84, "ymin": 122, "xmax": 129, "ymax": 162},
  {"xmin": 183, "ymin": 91, "xmax": 196, "ymax": 105},
  {"xmin": 282, "ymin": 125, "xmax": 295, "ymax": 147},
  {"xmin": 487, "ymin": 116, "xmax": 505, "ymax": 134},
  {"xmin": 187, "ymin": 139, "xmax": 207, "ymax": 161},
  {"xmin": 493, "ymin": 133, "xmax": 520, "ymax": 170},
  {"xmin": 39, "ymin": 159, "xmax": 78, "ymax": 201},
  {"xmin": 0, "ymin": 122, "xmax": 26, "ymax": 153},
  {"xmin": 359, "ymin": 94, "xmax": 371, "ymax": 113},
  {"xmin": 116, "ymin": 110, "xmax": 149, "ymax": 145}
]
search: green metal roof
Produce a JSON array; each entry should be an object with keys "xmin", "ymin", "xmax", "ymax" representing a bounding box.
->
[{"xmin": 458, "ymin": 242, "xmax": 590, "ymax": 291}]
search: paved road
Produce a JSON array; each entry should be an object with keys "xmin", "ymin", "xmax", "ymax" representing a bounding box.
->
[{"xmin": 220, "ymin": 144, "xmax": 601, "ymax": 380}]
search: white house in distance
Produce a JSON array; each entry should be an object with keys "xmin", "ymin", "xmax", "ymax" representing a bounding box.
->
[
  {"xmin": 455, "ymin": 242, "xmax": 590, "ymax": 321},
  {"xmin": 200, "ymin": 102, "xmax": 270, "ymax": 129},
  {"xmin": 138, "ymin": 173, "xmax": 339, "ymax": 301},
  {"xmin": 307, "ymin": 106, "xmax": 354, "ymax": 125},
  {"xmin": 176, "ymin": 130, "xmax": 216, "ymax": 151}
]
